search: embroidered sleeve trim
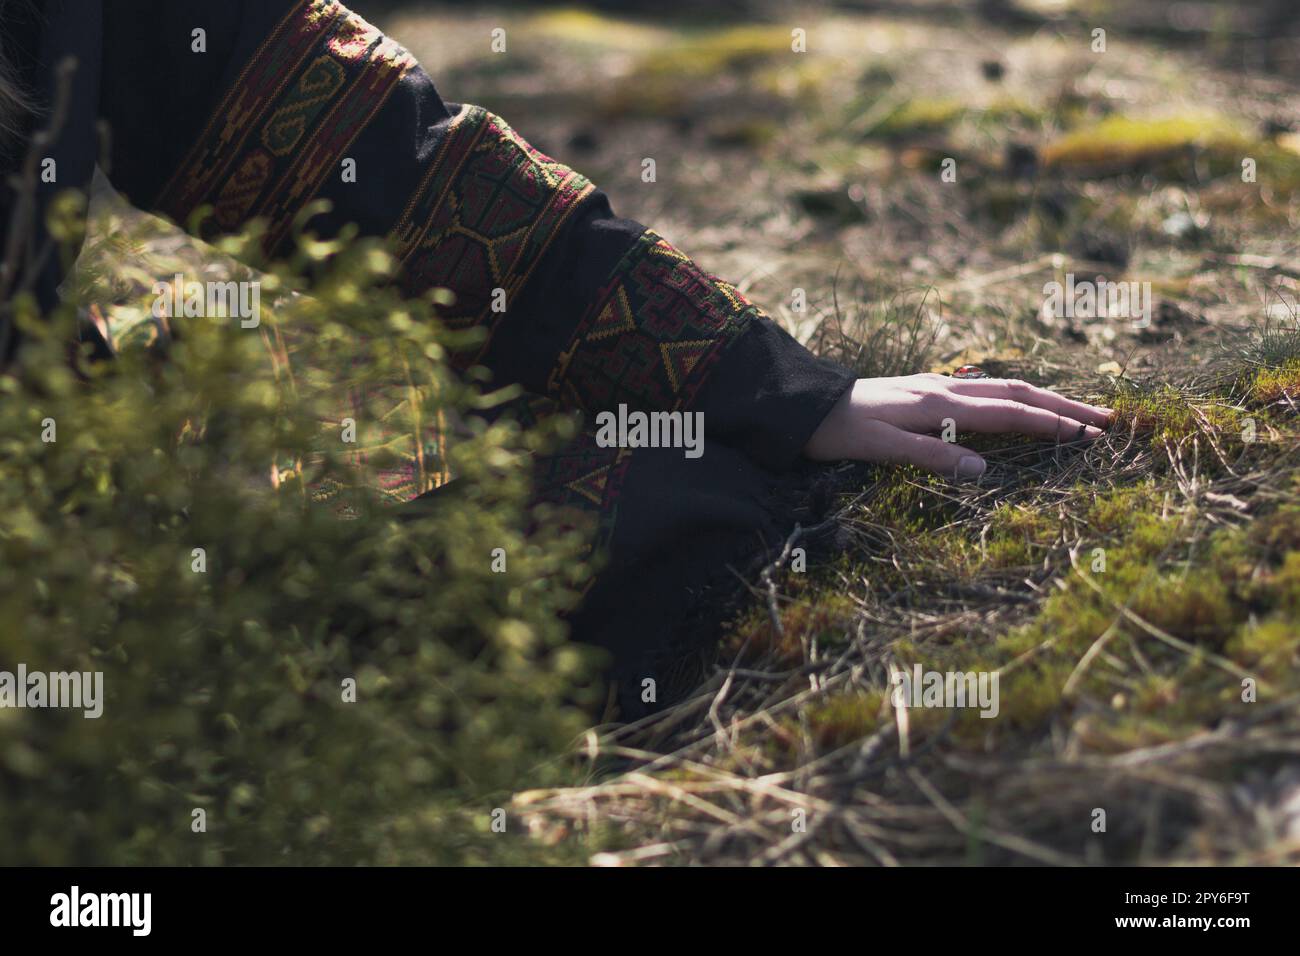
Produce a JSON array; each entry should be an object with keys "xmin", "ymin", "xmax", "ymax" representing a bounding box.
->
[{"xmin": 548, "ymin": 230, "xmax": 758, "ymax": 415}]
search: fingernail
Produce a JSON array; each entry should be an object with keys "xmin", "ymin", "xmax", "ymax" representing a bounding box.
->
[
  {"xmin": 956, "ymin": 456, "xmax": 986, "ymax": 479},
  {"xmin": 1083, "ymin": 424, "xmax": 1103, "ymax": 439}
]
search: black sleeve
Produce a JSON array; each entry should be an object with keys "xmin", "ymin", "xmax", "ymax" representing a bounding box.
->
[{"xmin": 97, "ymin": 0, "xmax": 855, "ymax": 474}]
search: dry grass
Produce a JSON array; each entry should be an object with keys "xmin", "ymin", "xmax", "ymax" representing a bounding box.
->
[{"xmin": 514, "ymin": 334, "xmax": 1300, "ymax": 865}]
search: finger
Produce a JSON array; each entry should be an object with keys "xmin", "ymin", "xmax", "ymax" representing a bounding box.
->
[
  {"xmin": 858, "ymin": 418, "xmax": 986, "ymax": 479},
  {"xmin": 947, "ymin": 379, "xmax": 1113, "ymax": 427},
  {"xmin": 947, "ymin": 398, "xmax": 1104, "ymax": 442}
]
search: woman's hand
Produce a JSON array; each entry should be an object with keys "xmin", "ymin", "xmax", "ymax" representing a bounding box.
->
[{"xmin": 803, "ymin": 373, "xmax": 1113, "ymax": 478}]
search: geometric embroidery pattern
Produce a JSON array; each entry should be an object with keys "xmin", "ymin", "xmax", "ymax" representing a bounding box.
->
[
  {"xmin": 391, "ymin": 105, "xmax": 596, "ymax": 365},
  {"xmin": 155, "ymin": 0, "xmax": 414, "ymax": 244},
  {"xmin": 548, "ymin": 230, "xmax": 756, "ymax": 415},
  {"xmin": 500, "ymin": 395, "xmax": 632, "ymax": 557}
]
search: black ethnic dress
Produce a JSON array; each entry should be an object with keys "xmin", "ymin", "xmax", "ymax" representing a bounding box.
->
[{"xmin": 1, "ymin": 0, "xmax": 857, "ymax": 714}]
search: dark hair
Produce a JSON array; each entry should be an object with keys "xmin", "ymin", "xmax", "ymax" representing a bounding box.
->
[{"xmin": 0, "ymin": 2, "xmax": 35, "ymax": 144}]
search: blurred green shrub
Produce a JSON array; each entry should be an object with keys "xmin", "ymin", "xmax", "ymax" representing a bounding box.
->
[{"xmin": 0, "ymin": 192, "xmax": 602, "ymax": 864}]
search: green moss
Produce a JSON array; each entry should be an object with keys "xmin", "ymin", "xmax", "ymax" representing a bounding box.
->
[
  {"xmin": 983, "ymin": 502, "xmax": 1060, "ymax": 568},
  {"xmin": 868, "ymin": 98, "xmax": 966, "ymax": 140},
  {"xmin": 707, "ymin": 118, "xmax": 780, "ymax": 148},
  {"xmin": 1043, "ymin": 115, "xmax": 1249, "ymax": 173},
  {"xmin": 864, "ymin": 468, "xmax": 958, "ymax": 535},
  {"xmin": 805, "ymin": 476, "xmax": 1285, "ymax": 751},
  {"xmin": 643, "ymin": 25, "xmax": 795, "ymax": 78},
  {"xmin": 1109, "ymin": 385, "xmax": 1252, "ymax": 445},
  {"xmin": 1226, "ymin": 613, "xmax": 1299, "ymax": 674},
  {"xmin": 530, "ymin": 8, "xmax": 667, "ymax": 49},
  {"xmin": 722, "ymin": 586, "xmax": 858, "ymax": 667},
  {"xmin": 970, "ymin": 504, "xmax": 1297, "ymax": 740},
  {"xmin": 1248, "ymin": 505, "xmax": 1300, "ymax": 563},
  {"xmin": 1083, "ymin": 481, "xmax": 1161, "ymax": 534},
  {"xmin": 857, "ymin": 95, "xmax": 1044, "ymax": 145},
  {"xmin": 994, "ymin": 657, "xmax": 1076, "ymax": 731},
  {"xmin": 1250, "ymin": 358, "xmax": 1300, "ymax": 404},
  {"xmin": 1128, "ymin": 569, "xmax": 1237, "ymax": 647},
  {"xmin": 601, "ymin": 25, "xmax": 796, "ymax": 118},
  {"xmin": 804, "ymin": 691, "xmax": 886, "ymax": 751}
]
